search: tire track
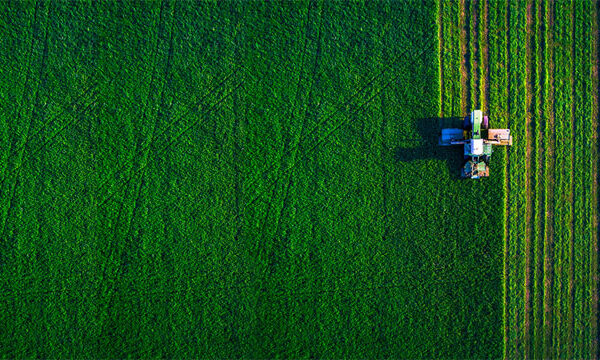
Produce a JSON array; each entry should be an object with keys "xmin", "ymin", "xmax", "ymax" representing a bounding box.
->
[
  {"xmin": 236, "ymin": 32, "xmax": 437, "ymax": 225},
  {"xmin": 270, "ymin": 1, "xmax": 324, "ymax": 245},
  {"xmin": 240, "ymin": 7, "xmax": 425, "ymax": 196},
  {"xmin": 0, "ymin": 0, "xmax": 50, "ymax": 240},
  {"xmin": 254, "ymin": 0, "xmax": 318, "ymax": 263},
  {"xmin": 96, "ymin": 0, "xmax": 175, "ymax": 341}
]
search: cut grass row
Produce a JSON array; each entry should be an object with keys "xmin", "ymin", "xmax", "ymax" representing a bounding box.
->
[
  {"xmin": 506, "ymin": 0, "xmax": 528, "ymax": 357},
  {"xmin": 541, "ymin": 0, "xmax": 556, "ymax": 357},
  {"xmin": 573, "ymin": 0, "xmax": 593, "ymax": 357},
  {"xmin": 531, "ymin": 0, "xmax": 545, "ymax": 357},
  {"xmin": 552, "ymin": 0, "xmax": 574, "ymax": 357},
  {"xmin": 483, "ymin": 0, "xmax": 598, "ymax": 358},
  {"xmin": 591, "ymin": 2, "xmax": 600, "ymax": 358},
  {"xmin": 488, "ymin": 0, "xmax": 598, "ymax": 358},
  {"xmin": 485, "ymin": 0, "xmax": 509, "ymax": 354}
]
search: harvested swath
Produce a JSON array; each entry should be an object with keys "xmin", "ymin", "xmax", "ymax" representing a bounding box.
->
[
  {"xmin": 542, "ymin": 0, "xmax": 556, "ymax": 357},
  {"xmin": 591, "ymin": 2, "xmax": 600, "ymax": 359},
  {"xmin": 531, "ymin": 0, "xmax": 546, "ymax": 357},
  {"xmin": 524, "ymin": 0, "xmax": 534, "ymax": 356},
  {"xmin": 459, "ymin": 0, "xmax": 470, "ymax": 112},
  {"xmin": 572, "ymin": 1, "xmax": 592, "ymax": 357}
]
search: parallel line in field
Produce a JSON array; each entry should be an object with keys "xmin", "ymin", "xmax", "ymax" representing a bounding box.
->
[
  {"xmin": 237, "ymin": 34, "xmax": 438, "ymax": 217},
  {"xmin": 568, "ymin": 3, "xmax": 576, "ymax": 356},
  {"xmin": 438, "ymin": 0, "xmax": 444, "ymax": 118},
  {"xmin": 71, "ymin": 60, "xmax": 244, "ymax": 214},
  {"xmin": 470, "ymin": 0, "xmax": 480, "ymax": 109},
  {"xmin": 199, "ymin": 61, "xmax": 437, "ymax": 234},
  {"xmin": 532, "ymin": 0, "xmax": 546, "ymax": 356},
  {"xmin": 0, "ymin": 56, "xmax": 151, "ymax": 177},
  {"xmin": 95, "ymin": 82, "xmax": 243, "ymax": 211},
  {"xmin": 0, "ymin": 0, "xmax": 40, "ymax": 185},
  {"xmin": 91, "ymin": 69, "xmax": 239, "ymax": 199},
  {"xmin": 505, "ymin": 0, "xmax": 518, "ymax": 356},
  {"xmin": 0, "ymin": 1, "xmax": 50, "ymax": 239},
  {"xmin": 591, "ymin": 2, "xmax": 599, "ymax": 358},
  {"xmin": 95, "ymin": 0, "xmax": 172, "ymax": 320},
  {"xmin": 255, "ymin": 0, "xmax": 320, "ymax": 266},
  {"xmin": 452, "ymin": 0, "xmax": 460, "ymax": 116},
  {"xmin": 572, "ymin": 3, "xmax": 591, "ymax": 356},
  {"xmin": 459, "ymin": 0, "xmax": 469, "ymax": 112},
  {"xmin": 509, "ymin": 1, "xmax": 528, "ymax": 356},
  {"xmin": 524, "ymin": 0, "xmax": 536, "ymax": 356},
  {"xmin": 96, "ymin": 0, "xmax": 175, "ymax": 341},
  {"xmin": 551, "ymin": 1, "xmax": 574, "ymax": 355},
  {"xmin": 498, "ymin": 0, "xmax": 510, "ymax": 354},
  {"xmin": 542, "ymin": 0, "xmax": 556, "ymax": 357},
  {"xmin": 480, "ymin": 0, "xmax": 489, "ymax": 113},
  {"xmin": 0, "ymin": 0, "xmax": 45, "ymax": 187},
  {"xmin": 241, "ymin": 24, "xmax": 426, "ymax": 196},
  {"xmin": 0, "ymin": 60, "xmax": 142, "ymax": 190},
  {"xmin": 271, "ymin": 0, "xmax": 324, "ymax": 244}
]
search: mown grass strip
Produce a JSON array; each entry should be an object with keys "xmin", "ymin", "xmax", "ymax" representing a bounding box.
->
[
  {"xmin": 542, "ymin": 0, "xmax": 556, "ymax": 357},
  {"xmin": 552, "ymin": 0, "xmax": 575, "ymax": 356},
  {"xmin": 440, "ymin": 0, "xmax": 460, "ymax": 117},
  {"xmin": 438, "ymin": 0, "xmax": 444, "ymax": 118},
  {"xmin": 531, "ymin": 0, "xmax": 546, "ymax": 357},
  {"xmin": 590, "ymin": 1, "xmax": 599, "ymax": 358},
  {"xmin": 459, "ymin": 0, "xmax": 469, "ymax": 112},
  {"xmin": 572, "ymin": 1, "xmax": 591, "ymax": 357},
  {"xmin": 470, "ymin": 0, "xmax": 479, "ymax": 109},
  {"xmin": 524, "ymin": 0, "xmax": 535, "ymax": 355},
  {"xmin": 506, "ymin": 0, "xmax": 528, "ymax": 357},
  {"xmin": 479, "ymin": 0, "xmax": 489, "ymax": 113},
  {"xmin": 486, "ymin": 0, "xmax": 509, "ymax": 355}
]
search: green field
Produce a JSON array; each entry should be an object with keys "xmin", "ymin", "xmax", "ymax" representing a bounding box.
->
[{"xmin": 0, "ymin": 0, "xmax": 597, "ymax": 358}]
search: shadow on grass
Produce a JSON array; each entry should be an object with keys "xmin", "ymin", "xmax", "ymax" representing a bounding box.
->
[{"xmin": 393, "ymin": 117, "xmax": 468, "ymax": 178}]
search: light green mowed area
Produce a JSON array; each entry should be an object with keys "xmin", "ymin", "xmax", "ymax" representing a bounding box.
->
[{"xmin": 0, "ymin": 0, "xmax": 502, "ymax": 358}]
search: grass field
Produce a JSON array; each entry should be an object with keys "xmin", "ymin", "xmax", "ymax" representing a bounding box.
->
[{"xmin": 0, "ymin": 0, "xmax": 597, "ymax": 358}]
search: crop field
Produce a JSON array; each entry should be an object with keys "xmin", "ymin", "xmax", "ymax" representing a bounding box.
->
[{"xmin": 0, "ymin": 0, "xmax": 597, "ymax": 358}]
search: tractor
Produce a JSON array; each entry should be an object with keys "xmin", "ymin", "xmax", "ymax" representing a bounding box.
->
[{"xmin": 439, "ymin": 110, "xmax": 512, "ymax": 179}]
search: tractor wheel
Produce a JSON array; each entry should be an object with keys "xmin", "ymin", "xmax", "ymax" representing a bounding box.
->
[{"xmin": 482, "ymin": 116, "xmax": 489, "ymax": 129}]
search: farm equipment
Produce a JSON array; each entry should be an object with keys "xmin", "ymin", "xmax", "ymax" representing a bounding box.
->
[{"xmin": 439, "ymin": 110, "xmax": 512, "ymax": 179}]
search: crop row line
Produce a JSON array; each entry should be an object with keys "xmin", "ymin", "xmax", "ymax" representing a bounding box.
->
[
  {"xmin": 531, "ymin": 0, "xmax": 546, "ymax": 357},
  {"xmin": 588, "ymin": 2, "xmax": 596, "ymax": 356}
]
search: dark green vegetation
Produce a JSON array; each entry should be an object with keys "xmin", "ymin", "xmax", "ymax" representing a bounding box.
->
[{"xmin": 0, "ymin": 0, "xmax": 543, "ymax": 358}]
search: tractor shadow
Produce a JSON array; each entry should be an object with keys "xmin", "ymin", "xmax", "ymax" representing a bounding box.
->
[{"xmin": 393, "ymin": 117, "xmax": 466, "ymax": 178}]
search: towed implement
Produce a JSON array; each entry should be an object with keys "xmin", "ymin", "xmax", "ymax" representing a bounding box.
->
[{"xmin": 439, "ymin": 110, "xmax": 512, "ymax": 179}]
